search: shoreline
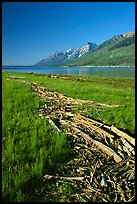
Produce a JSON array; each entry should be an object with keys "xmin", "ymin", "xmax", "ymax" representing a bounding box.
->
[
  {"xmin": 2, "ymin": 65, "xmax": 135, "ymax": 68},
  {"xmin": 62, "ymin": 65, "xmax": 135, "ymax": 68},
  {"xmin": 78, "ymin": 65, "xmax": 134, "ymax": 68}
]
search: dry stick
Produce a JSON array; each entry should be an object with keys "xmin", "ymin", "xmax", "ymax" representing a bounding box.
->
[
  {"xmin": 117, "ymin": 183, "xmax": 127, "ymax": 202},
  {"xmin": 110, "ymin": 126, "xmax": 135, "ymax": 146},
  {"xmin": 74, "ymin": 113, "xmax": 135, "ymax": 146},
  {"xmin": 61, "ymin": 120, "xmax": 122, "ymax": 163},
  {"xmin": 74, "ymin": 114, "xmax": 109, "ymax": 137},
  {"xmin": 90, "ymin": 160, "xmax": 99, "ymax": 184},
  {"xmin": 120, "ymin": 137, "xmax": 135, "ymax": 155},
  {"xmin": 73, "ymin": 118, "xmax": 114, "ymax": 151},
  {"xmin": 92, "ymin": 140, "xmax": 122, "ymax": 163},
  {"xmin": 6, "ymin": 76, "xmax": 25, "ymax": 79},
  {"xmin": 127, "ymin": 195, "xmax": 135, "ymax": 202},
  {"xmin": 73, "ymin": 116, "xmax": 114, "ymax": 139},
  {"xmin": 45, "ymin": 116, "xmax": 60, "ymax": 132},
  {"xmin": 76, "ymin": 98, "xmax": 122, "ymax": 108},
  {"xmin": 75, "ymin": 113, "xmax": 106, "ymax": 127},
  {"xmin": 65, "ymin": 112, "xmax": 75, "ymax": 117},
  {"xmin": 44, "ymin": 174, "xmax": 84, "ymax": 182}
]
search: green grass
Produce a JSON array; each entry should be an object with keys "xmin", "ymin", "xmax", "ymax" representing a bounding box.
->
[
  {"xmin": 3, "ymin": 72, "xmax": 135, "ymax": 134},
  {"xmin": 2, "ymin": 71, "xmax": 135, "ymax": 201},
  {"xmin": 2, "ymin": 74, "xmax": 73, "ymax": 202}
]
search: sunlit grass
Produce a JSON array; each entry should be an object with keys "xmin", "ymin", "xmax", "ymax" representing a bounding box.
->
[
  {"xmin": 2, "ymin": 75, "xmax": 73, "ymax": 201},
  {"xmin": 2, "ymin": 72, "xmax": 134, "ymax": 134},
  {"xmin": 2, "ymin": 71, "xmax": 135, "ymax": 201}
]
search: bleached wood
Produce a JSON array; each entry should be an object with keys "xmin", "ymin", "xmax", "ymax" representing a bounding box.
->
[{"xmin": 44, "ymin": 174, "xmax": 84, "ymax": 182}]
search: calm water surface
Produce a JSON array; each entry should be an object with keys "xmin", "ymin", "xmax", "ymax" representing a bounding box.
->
[{"xmin": 2, "ymin": 66, "xmax": 135, "ymax": 78}]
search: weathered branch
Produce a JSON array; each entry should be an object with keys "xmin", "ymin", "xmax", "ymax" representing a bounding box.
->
[
  {"xmin": 110, "ymin": 126, "xmax": 135, "ymax": 146},
  {"xmin": 46, "ymin": 116, "xmax": 60, "ymax": 132},
  {"xmin": 69, "ymin": 122, "xmax": 122, "ymax": 163},
  {"xmin": 44, "ymin": 174, "xmax": 84, "ymax": 182}
]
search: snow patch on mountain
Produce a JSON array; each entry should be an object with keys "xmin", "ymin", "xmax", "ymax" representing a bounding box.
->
[{"xmin": 34, "ymin": 42, "xmax": 97, "ymax": 66}]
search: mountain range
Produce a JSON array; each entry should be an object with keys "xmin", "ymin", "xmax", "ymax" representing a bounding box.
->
[
  {"xmin": 34, "ymin": 42, "xmax": 97, "ymax": 67},
  {"xmin": 34, "ymin": 31, "xmax": 135, "ymax": 67}
]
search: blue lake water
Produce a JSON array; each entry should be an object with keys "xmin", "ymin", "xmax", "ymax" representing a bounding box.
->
[{"xmin": 2, "ymin": 66, "xmax": 135, "ymax": 78}]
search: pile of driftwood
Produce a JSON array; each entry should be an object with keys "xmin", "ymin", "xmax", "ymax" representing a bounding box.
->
[{"xmin": 6, "ymin": 76, "xmax": 135, "ymax": 202}]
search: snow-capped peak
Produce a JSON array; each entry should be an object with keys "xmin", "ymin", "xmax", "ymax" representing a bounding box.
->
[
  {"xmin": 34, "ymin": 42, "xmax": 97, "ymax": 66},
  {"xmin": 66, "ymin": 48, "xmax": 74, "ymax": 53},
  {"xmin": 65, "ymin": 42, "xmax": 97, "ymax": 59},
  {"xmin": 74, "ymin": 42, "xmax": 97, "ymax": 58}
]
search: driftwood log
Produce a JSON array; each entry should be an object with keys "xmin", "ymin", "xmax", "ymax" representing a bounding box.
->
[{"xmin": 60, "ymin": 120, "xmax": 122, "ymax": 163}]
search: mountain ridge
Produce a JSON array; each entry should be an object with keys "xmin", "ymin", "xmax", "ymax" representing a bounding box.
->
[
  {"xmin": 34, "ymin": 31, "xmax": 135, "ymax": 67},
  {"xmin": 34, "ymin": 42, "xmax": 97, "ymax": 67},
  {"xmin": 70, "ymin": 31, "xmax": 135, "ymax": 67}
]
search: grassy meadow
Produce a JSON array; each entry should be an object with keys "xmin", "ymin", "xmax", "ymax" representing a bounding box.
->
[
  {"xmin": 2, "ymin": 71, "xmax": 135, "ymax": 201},
  {"xmin": 2, "ymin": 73, "xmax": 73, "ymax": 201}
]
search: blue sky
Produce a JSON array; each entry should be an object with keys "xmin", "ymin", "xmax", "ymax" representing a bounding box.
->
[{"xmin": 2, "ymin": 2, "xmax": 135, "ymax": 66}]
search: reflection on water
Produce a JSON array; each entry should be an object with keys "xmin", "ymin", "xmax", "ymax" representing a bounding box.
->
[{"xmin": 2, "ymin": 66, "xmax": 135, "ymax": 78}]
